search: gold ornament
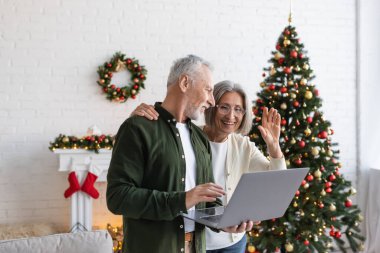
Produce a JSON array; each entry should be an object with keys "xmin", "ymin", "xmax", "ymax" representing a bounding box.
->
[
  {"xmin": 304, "ymin": 91, "xmax": 313, "ymax": 99},
  {"xmin": 274, "ymin": 52, "xmax": 282, "ymax": 60},
  {"xmin": 291, "ymin": 93, "xmax": 297, "ymax": 99},
  {"xmin": 281, "ymin": 103, "xmax": 287, "ymax": 110},
  {"xmin": 314, "ymin": 169, "xmax": 322, "ymax": 178},
  {"xmin": 131, "ymin": 89, "xmax": 136, "ymax": 95},
  {"xmin": 285, "ymin": 242, "xmax": 294, "ymax": 252},
  {"xmin": 247, "ymin": 245, "xmax": 256, "ymax": 253},
  {"xmin": 270, "ymin": 66, "xmax": 276, "ymax": 76},
  {"xmin": 99, "ymin": 79, "xmax": 105, "ymax": 84},
  {"xmin": 283, "ymin": 39, "xmax": 291, "ymax": 46},
  {"xmin": 300, "ymin": 78, "xmax": 308, "ymax": 85},
  {"xmin": 321, "ymin": 189, "xmax": 326, "ymax": 196},
  {"xmin": 260, "ymin": 82, "xmax": 266, "ymax": 88},
  {"xmin": 295, "ymin": 66, "xmax": 301, "ymax": 72},
  {"xmin": 104, "ymin": 74, "xmax": 109, "ymax": 78},
  {"xmin": 288, "ymin": 80, "xmax": 294, "ymax": 86},
  {"xmin": 304, "ymin": 128, "xmax": 311, "ymax": 136},
  {"xmin": 358, "ymin": 214, "xmax": 364, "ymax": 221},
  {"xmin": 62, "ymin": 136, "xmax": 70, "ymax": 143},
  {"xmin": 303, "ymin": 183, "xmax": 309, "ymax": 189},
  {"xmin": 311, "ymin": 147, "xmax": 319, "ymax": 156},
  {"xmin": 286, "ymin": 160, "xmax": 291, "ymax": 166},
  {"xmin": 327, "ymin": 150, "xmax": 333, "ymax": 157},
  {"xmin": 349, "ymin": 187, "xmax": 357, "ymax": 195},
  {"xmin": 293, "ymin": 201, "xmax": 298, "ymax": 207},
  {"xmin": 290, "ymin": 138, "xmax": 296, "ymax": 144},
  {"xmin": 329, "ymin": 204, "xmax": 336, "ymax": 212},
  {"xmin": 115, "ymin": 59, "xmax": 126, "ymax": 72},
  {"xmin": 303, "ymin": 63, "xmax": 309, "ymax": 70}
]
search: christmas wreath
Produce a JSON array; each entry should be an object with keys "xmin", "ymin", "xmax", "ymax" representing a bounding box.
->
[
  {"xmin": 49, "ymin": 134, "xmax": 114, "ymax": 153},
  {"xmin": 97, "ymin": 52, "xmax": 147, "ymax": 102}
]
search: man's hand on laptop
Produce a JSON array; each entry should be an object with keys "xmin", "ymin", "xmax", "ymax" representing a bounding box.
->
[
  {"xmin": 186, "ymin": 183, "xmax": 225, "ymax": 209},
  {"xmin": 222, "ymin": 220, "xmax": 260, "ymax": 233}
]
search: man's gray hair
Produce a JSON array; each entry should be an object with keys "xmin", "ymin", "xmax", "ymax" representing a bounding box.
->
[
  {"xmin": 204, "ymin": 80, "xmax": 252, "ymax": 135},
  {"xmin": 167, "ymin": 55, "xmax": 213, "ymax": 87}
]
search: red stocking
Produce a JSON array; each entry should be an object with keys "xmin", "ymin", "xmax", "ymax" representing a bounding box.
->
[
  {"xmin": 81, "ymin": 172, "xmax": 99, "ymax": 199},
  {"xmin": 64, "ymin": 171, "xmax": 80, "ymax": 198}
]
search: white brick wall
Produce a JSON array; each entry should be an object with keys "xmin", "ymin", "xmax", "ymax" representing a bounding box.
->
[{"xmin": 0, "ymin": 0, "xmax": 358, "ymax": 230}]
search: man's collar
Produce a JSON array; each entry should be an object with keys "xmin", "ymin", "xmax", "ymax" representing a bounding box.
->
[{"xmin": 154, "ymin": 102, "xmax": 192, "ymax": 127}]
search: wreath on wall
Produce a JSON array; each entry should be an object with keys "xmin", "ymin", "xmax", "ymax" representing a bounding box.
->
[{"xmin": 97, "ymin": 52, "xmax": 147, "ymax": 102}]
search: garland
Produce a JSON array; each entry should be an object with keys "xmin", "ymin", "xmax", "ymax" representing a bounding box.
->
[
  {"xmin": 97, "ymin": 52, "xmax": 147, "ymax": 102},
  {"xmin": 49, "ymin": 134, "xmax": 114, "ymax": 153}
]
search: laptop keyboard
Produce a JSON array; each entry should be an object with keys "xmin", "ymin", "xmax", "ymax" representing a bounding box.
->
[{"xmin": 201, "ymin": 214, "xmax": 223, "ymax": 224}]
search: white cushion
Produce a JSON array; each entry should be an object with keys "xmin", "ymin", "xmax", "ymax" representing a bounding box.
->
[{"xmin": 0, "ymin": 230, "xmax": 113, "ymax": 253}]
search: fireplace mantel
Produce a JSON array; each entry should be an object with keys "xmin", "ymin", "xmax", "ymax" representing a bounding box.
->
[{"xmin": 54, "ymin": 149, "xmax": 112, "ymax": 231}]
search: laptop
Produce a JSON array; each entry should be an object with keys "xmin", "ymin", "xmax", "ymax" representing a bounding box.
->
[{"xmin": 181, "ymin": 168, "xmax": 309, "ymax": 229}]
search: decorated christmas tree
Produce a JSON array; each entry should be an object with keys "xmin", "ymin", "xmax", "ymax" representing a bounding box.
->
[{"xmin": 247, "ymin": 23, "xmax": 365, "ymax": 252}]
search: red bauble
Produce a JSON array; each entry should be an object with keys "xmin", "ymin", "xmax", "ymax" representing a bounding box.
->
[
  {"xmin": 320, "ymin": 165, "xmax": 325, "ymax": 172},
  {"xmin": 325, "ymin": 182, "xmax": 332, "ymax": 188},
  {"xmin": 314, "ymin": 89, "xmax": 320, "ymax": 96},
  {"xmin": 319, "ymin": 203, "xmax": 324, "ymax": 208},
  {"xmin": 318, "ymin": 131, "xmax": 328, "ymax": 139},
  {"xmin": 108, "ymin": 72, "xmax": 113, "ymax": 77},
  {"xmin": 276, "ymin": 44, "xmax": 281, "ymax": 50},
  {"xmin": 140, "ymin": 74, "xmax": 145, "ymax": 79},
  {"xmin": 120, "ymin": 96, "xmax": 125, "ymax": 101},
  {"xmin": 290, "ymin": 50, "xmax": 298, "ymax": 58},
  {"xmin": 103, "ymin": 88, "xmax": 108, "ymax": 92},
  {"xmin": 326, "ymin": 187, "xmax": 332, "ymax": 193},
  {"xmin": 299, "ymin": 53, "xmax": 304, "ymax": 59},
  {"xmin": 301, "ymin": 180, "xmax": 307, "ymax": 186},
  {"xmin": 280, "ymin": 87, "xmax": 288, "ymax": 93},
  {"xmin": 131, "ymin": 95, "xmax": 136, "ymax": 99},
  {"xmin": 110, "ymin": 84, "xmax": 116, "ymax": 89},
  {"xmin": 106, "ymin": 63, "xmax": 112, "ymax": 68},
  {"xmin": 257, "ymin": 99, "xmax": 263, "ymax": 104},
  {"xmin": 329, "ymin": 174, "xmax": 336, "ymax": 181},
  {"xmin": 269, "ymin": 84, "xmax": 276, "ymax": 90},
  {"xmin": 306, "ymin": 174, "xmax": 314, "ymax": 181},
  {"xmin": 284, "ymin": 67, "xmax": 292, "ymax": 74},
  {"xmin": 281, "ymin": 119, "xmax": 287, "ymax": 126},
  {"xmin": 330, "ymin": 230, "xmax": 335, "ymax": 236},
  {"xmin": 284, "ymin": 29, "xmax": 291, "ymax": 35},
  {"xmin": 278, "ymin": 58, "xmax": 284, "ymax": 65},
  {"xmin": 296, "ymin": 120, "xmax": 300, "ymax": 126},
  {"xmin": 298, "ymin": 140, "xmax": 306, "ymax": 148},
  {"xmin": 306, "ymin": 117, "xmax": 313, "ymax": 123},
  {"xmin": 262, "ymin": 73, "xmax": 266, "ymax": 77},
  {"xmin": 345, "ymin": 199, "xmax": 353, "ymax": 207},
  {"xmin": 253, "ymin": 109, "xmax": 259, "ymax": 115},
  {"xmin": 335, "ymin": 231, "xmax": 342, "ymax": 238},
  {"xmin": 116, "ymin": 88, "xmax": 121, "ymax": 92},
  {"xmin": 293, "ymin": 101, "xmax": 300, "ymax": 107},
  {"xmin": 295, "ymin": 190, "xmax": 300, "ymax": 196},
  {"xmin": 304, "ymin": 240, "xmax": 310, "ymax": 246},
  {"xmin": 126, "ymin": 59, "xmax": 132, "ymax": 64},
  {"xmin": 133, "ymin": 85, "xmax": 139, "ymax": 89},
  {"xmin": 295, "ymin": 158, "xmax": 302, "ymax": 165}
]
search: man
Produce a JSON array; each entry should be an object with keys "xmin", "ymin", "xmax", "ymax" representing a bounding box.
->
[
  {"xmin": 107, "ymin": 55, "xmax": 226, "ymax": 253},
  {"xmin": 107, "ymin": 55, "xmax": 254, "ymax": 253}
]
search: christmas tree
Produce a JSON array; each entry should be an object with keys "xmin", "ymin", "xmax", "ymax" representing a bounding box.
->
[{"xmin": 247, "ymin": 25, "xmax": 365, "ymax": 252}]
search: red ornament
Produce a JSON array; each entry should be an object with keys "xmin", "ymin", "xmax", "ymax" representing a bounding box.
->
[
  {"xmin": 329, "ymin": 174, "xmax": 336, "ymax": 181},
  {"xmin": 299, "ymin": 53, "xmax": 304, "ymax": 59},
  {"xmin": 257, "ymin": 99, "xmax": 263, "ymax": 104},
  {"xmin": 108, "ymin": 72, "xmax": 113, "ymax": 78},
  {"xmin": 106, "ymin": 63, "xmax": 112, "ymax": 68},
  {"xmin": 335, "ymin": 231, "xmax": 342, "ymax": 238},
  {"xmin": 253, "ymin": 109, "xmax": 259, "ymax": 115},
  {"xmin": 281, "ymin": 119, "xmax": 287, "ymax": 126},
  {"xmin": 298, "ymin": 140, "xmax": 306, "ymax": 148},
  {"xmin": 296, "ymin": 120, "xmax": 300, "ymax": 126},
  {"xmin": 290, "ymin": 50, "xmax": 298, "ymax": 58},
  {"xmin": 278, "ymin": 58, "xmax": 284, "ymax": 65},
  {"xmin": 320, "ymin": 165, "xmax": 325, "ymax": 172},
  {"xmin": 137, "ymin": 66, "xmax": 142, "ymax": 71},
  {"xmin": 276, "ymin": 44, "xmax": 281, "ymax": 50},
  {"xmin": 139, "ymin": 74, "xmax": 145, "ymax": 79},
  {"xmin": 306, "ymin": 174, "xmax": 314, "ymax": 181},
  {"xmin": 326, "ymin": 187, "xmax": 332, "ymax": 193},
  {"xmin": 131, "ymin": 95, "xmax": 136, "ymax": 99},
  {"xmin": 314, "ymin": 89, "xmax": 319, "ymax": 96},
  {"xmin": 133, "ymin": 85, "xmax": 139, "ymax": 89},
  {"xmin": 126, "ymin": 59, "xmax": 132, "ymax": 64},
  {"xmin": 306, "ymin": 117, "xmax": 313, "ymax": 123},
  {"xmin": 325, "ymin": 182, "xmax": 332, "ymax": 188},
  {"xmin": 301, "ymin": 180, "xmax": 307, "ymax": 186},
  {"xmin": 262, "ymin": 73, "xmax": 266, "ymax": 77},
  {"xmin": 284, "ymin": 67, "xmax": 292, "ymax": 74},
  {"xmin": 345, "ymin": 199, "xmax": 353, "ymax": 207},
  {"xmin": 110, "ymin": 84, "xmax": 116, "ymax": 89},
  {"xmin": 280, "ymin": 87, "xmax": 288, "ymax": 93},
  {"xmin": 120, "ymin": 96, "xmax": 125, "ymax": 101},
  {"xmin": 319, "ymin": 203, "xmax": 324, "ymax": 208},
  {"xmin": 284, "ymin": 29, "xmax": 291, "ymax": 35},
  {"xmin": 269, "ymin": 84, "xmax": 276, "ymax": 90},
  {"xmin": 293, "ymin": 101, "xmax": 300, "ymax": 107},
  {"xmin": 330, "ymin": 230, "xmax": 335, "ymax": 237},
  {"xmin": 116, "ymin": 88, "xmax": 121, "ymax": 92},
  {"xmin": 318, "ymin": 131, "xmax": 328, "ymax": 139},
  {"xmin": 304, "ymin": 240, "xmax": 310, "ymax": 246},
  {"xmin": 295, "ymin": 190, "xmax": 300, "ymax": 196},
  {"xmin": 294, "ymin": 158, "xmax": 302, "ymax": 165}
]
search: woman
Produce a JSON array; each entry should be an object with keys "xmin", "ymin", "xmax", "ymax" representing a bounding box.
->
[{"xmin": 133, "ymin": 80, "xmax": 286, "ymax": 253}]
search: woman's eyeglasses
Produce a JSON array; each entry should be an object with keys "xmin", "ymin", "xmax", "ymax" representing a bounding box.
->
[{"xmin": 215, "ymin": 104, "xmax": 246, "ymax": 116}]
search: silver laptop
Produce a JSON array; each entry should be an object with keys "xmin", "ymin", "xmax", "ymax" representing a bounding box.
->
[{"xmin": 181, "ymin": 168, "xmax": 309, "ymax": 229}]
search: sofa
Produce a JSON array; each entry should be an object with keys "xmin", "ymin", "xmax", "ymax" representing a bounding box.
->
[{"xmin": 0, "ymin": 230, "xmax": 113, "ymax": 253}]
